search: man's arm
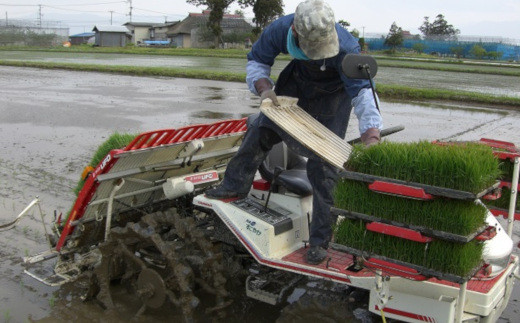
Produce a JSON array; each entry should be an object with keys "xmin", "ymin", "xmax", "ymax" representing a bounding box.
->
[
  {"xmin": 353, "ymin": 88, "xmax": 383, "ymax": 145},
  {"xmin": 246, "ymin": 15, "xmax": 293, "ymax": 100},
  {"xmin": 335, "ymin": 25, "xmax": 382, "ymax": 144}
]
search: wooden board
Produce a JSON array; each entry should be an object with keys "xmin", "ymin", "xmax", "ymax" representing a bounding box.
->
[{"xmin": 260, "ymin": 96, "xmax": 352, "ymax": 169}]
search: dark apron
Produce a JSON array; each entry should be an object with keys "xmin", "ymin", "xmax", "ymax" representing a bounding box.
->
[{"xmin": 256, "ymin": 59, "xmax": 353, "ymax": 160}]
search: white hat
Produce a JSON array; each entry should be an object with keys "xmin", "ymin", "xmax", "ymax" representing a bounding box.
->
[{"xmin": 294, "ymin": 0, "xmax": 339, "ymax": 60}]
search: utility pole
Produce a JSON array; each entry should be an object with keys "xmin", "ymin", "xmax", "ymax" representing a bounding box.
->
[
  {"xmin": 5, "ymin": 12, "xmax": 7, "ymax": 27},
  {"xmin": 109, "ymin": 11, "xmax": 114, "ymax": 25},
  {"xmin": 37, "ymin": 4, "xmax": 42, "ymax": 28},
  {"xmin": 127, "ymin": 0, "xmax": 132, "ymax": 22},
  {"xmin": 362, "ymin": 26, "xmax": 365, "ymax": 38}
]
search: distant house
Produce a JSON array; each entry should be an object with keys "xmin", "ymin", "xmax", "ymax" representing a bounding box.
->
[
  {"xmin": 69, "ymin": 32, "xmax": 95, "ymax": 45},
  {"xmin": 92, "ymin": 25, "xmax": 131, "ymax": 47},
  {"xmin": 402, "ymin": 30, "xmax": 420, "ymax": 40},
  {"xmin": 167, "ymin": 10, "xmax": 253, "ymax": 48},
  {"xmin": 151, "ymin": 22, "xmax": 179, "ymax": 42},
  {"xmin": 124, "ymin": 21, "xmax": 179, "ymax": 45}
]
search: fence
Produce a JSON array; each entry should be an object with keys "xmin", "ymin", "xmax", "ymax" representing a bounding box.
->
[
  {"xmin": 0, "ymin": 19, "xmax": 69, "ymax": 46},
  {"xmin": 365, "ymin": 37, "xmax": 520, "ymax": 61}
]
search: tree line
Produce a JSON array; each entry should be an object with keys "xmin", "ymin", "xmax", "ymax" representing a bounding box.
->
[
  {"xmin": 385, "ymin": 14, "xmax": 460, "ymax": 51},
  {"xmin": 187, "ymin": 0, "xmax": 283, "ymax": 47},
  {"xmin": 186, "ymin": 2, "xmax": 483, "ymax": 59},
  {"xmin": 383, "ymin": 15, "xmax": 503, "ymax": 59},
  {"xmin": 0, "ymin": 28, "xmax": 58, "ymax": 46}
]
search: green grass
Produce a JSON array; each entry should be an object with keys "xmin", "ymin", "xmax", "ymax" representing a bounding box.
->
[
  {"xmin": 73, "ymin": 132, "xmax": 136, "ymax": 196},
  {"xmin": 0, "ymin": 45, "xmax": 253, "ymax": 58},
  {"xmin": 484, "ymin": 187, "xmax": 520, "ymax": 212},
  {"xmin": 499, "ymin": 159, "xmax": 517, "ymax": 180},
  {"xmin": 1, "ymin": 60, "xmax": 519, "ymax": 108},
  {"xmin": 0, "ymin": 60, "xmax": 246, "ymax": 82},
  {"xmin": 334, "ymin": 218, "xmax": 484, "ymax": 277},
  {"xmin": 334, "ymin": 180, "xmax": 487, "ymax": 236},
  {"xmin": 376, "ymin": 84, "xmax": 520, "ymax": 108},
  {"xmin": 345, "ymin": 141, "xmax": 501, "ymax": 193},
  {"xmin": 375, "ymin": 58, "xmax": 520, "ymax": 77},
  {"xmin": 4, "ymin": 46, "xmax": 520, "ymax": 74}
]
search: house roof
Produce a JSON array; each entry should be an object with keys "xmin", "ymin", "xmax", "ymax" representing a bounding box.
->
[
  {"xmin": 92, "ymin": 25, "xmax": 129, "ymax": 33},
  {"xmin": 70, "ymin": 32, "xmax": 95, "ymax": 38},
  {"xmin": 123, "ymin": 22, "xmax": 157, "ymax": 28},
  {"xmin": 168, "ymin": 12, "xmax": 252, "ymax": 35},
  {"xmin": 123, "ymin": 21, "xmax": 179, "ymax": 29},
  {"xmin": 153, "ymin": 21, "xmax": 179, "ymax": 28}
]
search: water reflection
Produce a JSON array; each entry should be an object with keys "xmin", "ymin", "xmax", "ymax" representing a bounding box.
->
[
  {"xmin": 386, "ymin": 100, "xmax": 510, "ymax": 115},
  {"xmin": 191, "ymin": 111, "xmax": 232, "ymax": 119}
]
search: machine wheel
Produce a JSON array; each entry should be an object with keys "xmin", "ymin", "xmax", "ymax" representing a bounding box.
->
[
  {"xmin": 89, "ymin": 208, "xmax": 230, "ymax": 322},
  {"xmin": 277, "ymin": 293, "xmax": 357, "ymax": 323}
]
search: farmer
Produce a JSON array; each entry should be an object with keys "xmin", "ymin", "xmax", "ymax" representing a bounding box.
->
[{"xmin": 206, "ymin": 0, "xmax": 382, "ymax": 264}]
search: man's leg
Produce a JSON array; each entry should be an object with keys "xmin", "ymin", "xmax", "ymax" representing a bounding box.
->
[
  {"xmin": 206, "ymin": 116, "xmax": 281, "ymax": 199},
  {"xmin": 305, "ymin": 157, "xmax": 339, "ymax": 264},
  {"xmin": 302, "ymin": 91, "xmax": 351, "ymax": 264}
]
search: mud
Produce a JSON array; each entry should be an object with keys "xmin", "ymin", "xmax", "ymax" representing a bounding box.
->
[{"xmin": 0, "ymin": 66, "xmax": 519, "ymax": 322}]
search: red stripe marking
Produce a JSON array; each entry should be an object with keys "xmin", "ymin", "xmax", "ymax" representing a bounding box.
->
[
  {"xmin": 490, "ymin": 208, "xmax": 520, "ymax": 221},
  {"xmin": 366, "ymin": 222, "xmax": 434, "ymax": 243},
  {"xmin": 369, "ymin": 181, "xmax": 434, "ymax": 200}
]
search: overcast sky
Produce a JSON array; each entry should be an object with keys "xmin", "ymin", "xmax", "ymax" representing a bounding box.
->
[{"xmin": 1, "ymin": 0, "xmax": 519, "ymax": 39}]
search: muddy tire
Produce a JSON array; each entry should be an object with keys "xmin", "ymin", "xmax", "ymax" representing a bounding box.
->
[{"xmin": 90, "ymin": 207, "xmax": 230, "ymax": 322}]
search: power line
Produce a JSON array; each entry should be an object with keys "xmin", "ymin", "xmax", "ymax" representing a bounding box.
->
[
  {"xmin": 133, "ymin": 7, "xmax": 170, "ymax": 15},
  {"xmin": 43, "ymin": 5, "xmax": 117, "ymax": 14},
  {"xmin": 0, "ymin": 4, "xmax": 35, "ymax": 6},
  {"xmin": 127, "ymin": 0, "xmax": 132, "ymax": 22},
  {"xmin": 46, "ymin": 1, "xmax": 126, "ymax": 6},
  {"xmin": 0, "ymin": 1, "xmax": 125, "ymax": 6}
]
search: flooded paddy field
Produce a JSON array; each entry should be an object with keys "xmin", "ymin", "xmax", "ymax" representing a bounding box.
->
[
  {"xmin": 1, "ymin": 51, "xmax": 520, "ymax": 97},
  {"xmin": 0, "ymin": 65, "xmax": 519, "ymax": 322}
]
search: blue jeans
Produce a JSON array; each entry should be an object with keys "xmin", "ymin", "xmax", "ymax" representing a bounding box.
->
[{"xmin": 221, "ymin": 60, "xmax": 352, "ymax": 248}]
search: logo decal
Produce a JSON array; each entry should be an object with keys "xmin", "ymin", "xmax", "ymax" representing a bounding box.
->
[{"xmin": 185, "ymin": 171, "xmax": 219, "ymax": 185}]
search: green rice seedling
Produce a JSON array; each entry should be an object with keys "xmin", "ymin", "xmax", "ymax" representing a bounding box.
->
[
  {"xmin": 4, "ymin": 309, "xmax": 12, "ymax": 323},
  {"xmin": 483, "ymin": 187, "xmax": 520, "ymax": 212},
  {"xmin": 65, "ymin": 133, "xmax": 136, "ymax": 224},
  {"xmin": 345, "ymin": 141, "xmax": 501, "ymax": 193},
  {"xmin": 73, "ymin": 132, "xmax": 136, "ymax": 196},
  {"xmin": 48, "ymin": 294, "xmax": 56, "ymax": 308},
  {"xmin": 334, "ymin": 218, "xmax": 483, "ymax": 277},
  {"xmin": 499, "ymin": 160, "xmax": 515, "ymax": 181},
  {"xmin": 334, "ymin": 180, "xmax": 487, "ymax": 236}
]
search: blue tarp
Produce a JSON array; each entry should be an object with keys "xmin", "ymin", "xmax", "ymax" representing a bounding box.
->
[
  {"xmin": 70, "ymin": 32, "xmax": 95, "ymax": 38},
  {"xmin": 143, "ymin": 40, "xmax": 171, "ymax": 45},
  {"xmin": 365, "ymin": 38, "xmax": 520, "ymax": 61}
]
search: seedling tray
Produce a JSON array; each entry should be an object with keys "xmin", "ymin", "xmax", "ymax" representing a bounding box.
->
[
  {"xmin": 339, "ymin": 170, "xmax": 500, "ymax": 201},
  {"xmin": 331, "ymin": 207, "xmax": 488, "ymax": 243},
  {"xmin": 330, "ymin": 243, "xmax": 483, "ymax": 284},
  {"xmin": 434, "ymin": 138, "xmax": 520, "ymax": 161},
  {"xmin": 489, "ymin": 207, "xmax": 520, "ymax": 221},
  {"xmin": 479, "ymin": 138, "xmax": 520, "ymax": 161}
]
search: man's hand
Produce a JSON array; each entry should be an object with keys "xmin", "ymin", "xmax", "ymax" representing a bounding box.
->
[
  {"xmin": 361, "ymin": 128, "xmax": 381, "ymax": 146},
  {"xmin": 255, "ymin": 78, "xmax": 280, "ymax": 106},
  {"xmin": 260, "ymin": 89, "xmax": 280, "ymax": 106}
]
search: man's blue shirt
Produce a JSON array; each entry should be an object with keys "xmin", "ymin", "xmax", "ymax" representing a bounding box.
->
[{"xmin": 246, "ymin": 14, "xmax": 382, "ymax": 134}]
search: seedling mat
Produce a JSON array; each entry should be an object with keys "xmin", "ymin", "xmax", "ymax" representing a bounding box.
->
[
  {"xmin": 340, "ymin": 171, "xmax": 500, "ymax": 200},
  {"xmin": 330, "ymin": 243, "xmax": 483, "ymax": 284},
  {"xmin": 331, "ymin": 207, "xmax": 487, "ymax": 243}
]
